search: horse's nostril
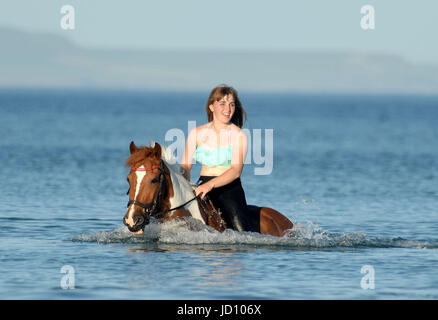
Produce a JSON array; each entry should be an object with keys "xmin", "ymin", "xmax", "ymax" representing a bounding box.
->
[{"xmin": 134, "ymin": 215, "xmax": 145, "ymax": 226}]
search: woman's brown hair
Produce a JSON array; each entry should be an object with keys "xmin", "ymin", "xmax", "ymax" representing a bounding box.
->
[{"xmin": 205, "ymin": 84, "xmax": 247, "ymax": 128}]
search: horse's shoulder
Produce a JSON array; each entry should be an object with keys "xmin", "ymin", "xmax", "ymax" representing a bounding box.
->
[
  {"xmin": 166, "ymin": 208, "xmax": 191, "ymax": 220},
  {"xmin": 196, "ymin": 196, "xmax": 227, "ymax": 231}
]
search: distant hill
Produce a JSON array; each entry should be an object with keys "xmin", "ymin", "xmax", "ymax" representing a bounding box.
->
[{"xmin": 1, "ymin": 27, "xmax": 437, "ymax": 93}]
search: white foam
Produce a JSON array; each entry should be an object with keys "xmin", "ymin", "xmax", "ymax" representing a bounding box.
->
[{"xmin": 72, "ymin": 219, "xmax": 438, "ymax": 249}]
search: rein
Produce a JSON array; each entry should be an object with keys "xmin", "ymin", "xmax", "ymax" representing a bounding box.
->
[{"xmin": 127, "ymin": 160, "xmax": 200, "ymax": 219}]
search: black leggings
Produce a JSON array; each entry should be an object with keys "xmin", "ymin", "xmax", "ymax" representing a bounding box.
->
[{"xmin": 198, "ymin": 176, "xmax": 256, "ymax": 232}]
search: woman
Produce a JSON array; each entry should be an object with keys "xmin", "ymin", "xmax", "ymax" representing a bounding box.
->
[{"xmin": 180, "ymin": 84, "xmax": 255, "ymax": 232}]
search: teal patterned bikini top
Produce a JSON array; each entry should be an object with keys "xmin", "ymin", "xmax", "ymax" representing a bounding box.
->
[{"xmin": 193, "ymin": 123, "xmax": 232, "ymax": 167}]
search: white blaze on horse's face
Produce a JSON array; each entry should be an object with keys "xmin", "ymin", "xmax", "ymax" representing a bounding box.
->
[{"xmin": 125, "ymin": 165, "xmax": 147, "ymax": 228}]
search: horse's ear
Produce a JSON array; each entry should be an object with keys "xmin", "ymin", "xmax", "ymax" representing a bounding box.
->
[
  {"xmin": 153, "ymin": 142, "xmax": 161, "ymax": 158},
  {"xmin": 129, "ymin": 141, "xmax": 138, "ymax": 154}
]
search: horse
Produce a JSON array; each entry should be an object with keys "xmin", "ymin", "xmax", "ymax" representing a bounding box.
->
[{"xmin": 123, "ymin": 141, "xmax": 294, "ymax": 237}]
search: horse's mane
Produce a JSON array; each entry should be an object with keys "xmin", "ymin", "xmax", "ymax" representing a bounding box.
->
[{"xmin": 160, "ymin": 145, "xmax": 181, "ymax": 175}]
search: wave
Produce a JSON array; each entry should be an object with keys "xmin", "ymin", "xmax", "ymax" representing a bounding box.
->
[{"xmin": 72, "ymin": 218, "xmax": 438, "ymax": 250}]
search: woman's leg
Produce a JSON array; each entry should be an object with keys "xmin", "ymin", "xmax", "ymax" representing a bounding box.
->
[{"xmin": 198, "ymin": 176, "xmax": 256, "ymax": 232}]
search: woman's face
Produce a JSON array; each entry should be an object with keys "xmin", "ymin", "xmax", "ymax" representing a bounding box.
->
[{"xmin": 209, "ymin": 94, "xmax": 236, "ymax": 124}]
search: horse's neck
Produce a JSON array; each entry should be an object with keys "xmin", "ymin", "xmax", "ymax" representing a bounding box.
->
[{"xmin": 166, "ymin": 162, "xmax": 204, "ymax": 223}]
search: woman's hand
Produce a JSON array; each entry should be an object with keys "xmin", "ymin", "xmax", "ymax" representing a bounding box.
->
[{"xmin": 195, "ymin": 181, "xmax": 214, "ymax": 199}]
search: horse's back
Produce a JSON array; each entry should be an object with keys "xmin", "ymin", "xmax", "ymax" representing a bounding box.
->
[{"xmin": 248, "ymin": 205, "xmax": 293, "ymax": 237}]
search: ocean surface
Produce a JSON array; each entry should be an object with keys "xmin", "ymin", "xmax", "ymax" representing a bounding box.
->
[{"xmin": 1, "ymin": 89, "xmax": 438, "ymax": 299}]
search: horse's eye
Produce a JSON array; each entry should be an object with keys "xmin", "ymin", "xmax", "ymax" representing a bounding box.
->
[
  {"xmin": 151, "ymin": 177, "xmax": 160, "ymax": 184},
  {"xmin": 126, "ymin": 178, "xmax": 130, "ymax": 195}
]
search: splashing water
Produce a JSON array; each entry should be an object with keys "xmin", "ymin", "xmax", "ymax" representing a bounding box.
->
[{"xmin": 72, "ymin": 218, "xmax": 438, "ymax": 249}]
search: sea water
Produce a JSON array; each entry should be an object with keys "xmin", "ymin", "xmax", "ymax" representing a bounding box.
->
[{"xmin": 1, "ymin": 89, "xmax": 437, "ymax": 299}]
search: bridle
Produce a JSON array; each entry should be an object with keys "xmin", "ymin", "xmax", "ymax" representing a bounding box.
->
[
  {"xmin": 126, "ymin": 160, "xmax": 200, "ymax": 222},
  {"xmin": 127, "ymin": 160, "xmax": 166, "ymax": 219}
]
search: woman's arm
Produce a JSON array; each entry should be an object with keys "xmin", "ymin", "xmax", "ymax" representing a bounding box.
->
[
  {"xmin": 180, "ymin": 127, "xmax": 197, "ymax": 181},
  {"xmin": 195, "ymin": 130, "xmax": 248, "ymax": 198}
]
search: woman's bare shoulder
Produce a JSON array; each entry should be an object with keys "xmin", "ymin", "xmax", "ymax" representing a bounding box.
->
[
  {"xmin": 188, "ymin": 123, "xmax": 210, "ymax": 145},
  {"xmin": 198, "ymin": 122, "xmax": 211, "ymax": 130},
  {"xmin": 189, "ymin": 123, "xmax": 210, "ymax": 135},
  {"xmin": 230, "ymin": 124, "xmax": 248, "ymax": 145},
  {"xmin": 229, "ymin": 123, "xmax": 240, "ymax": 132},
  {"xmin": 230, "ymin": 123, "xmax": 246, "ymax": 136}
]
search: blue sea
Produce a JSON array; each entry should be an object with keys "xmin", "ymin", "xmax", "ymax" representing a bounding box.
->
[{"xmin": 1, "ymin": 89, "xmax": 438, "ymax": 299}]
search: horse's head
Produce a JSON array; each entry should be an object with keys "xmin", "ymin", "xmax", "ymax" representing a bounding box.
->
[{"xmin": 123, "ymin": 141, "xmax": 171, "ymax": 234}]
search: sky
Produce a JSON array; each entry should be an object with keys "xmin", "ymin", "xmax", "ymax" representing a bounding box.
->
[{"xmin": 1, "ymin": 0, "xmax": 437, "ymax": 65}]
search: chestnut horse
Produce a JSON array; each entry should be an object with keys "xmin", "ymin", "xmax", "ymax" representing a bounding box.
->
[{"xmin": 123, "ymin": 142, "xmax": 293, "ymax": 237}]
